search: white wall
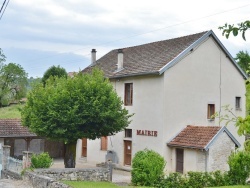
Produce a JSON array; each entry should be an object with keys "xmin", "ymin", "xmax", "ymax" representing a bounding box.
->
[
  {"xmin": 77, "ymin": 37, "xmax": 246, "ymax": 171},
  {"xmin": 163, "ymin": 37, "xmax": 245, "ymax": 172}
]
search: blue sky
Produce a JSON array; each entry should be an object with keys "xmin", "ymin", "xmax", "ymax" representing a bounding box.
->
[{"xmin": 0, "ymin": 0, "xmax": 249, "ymax": 78}]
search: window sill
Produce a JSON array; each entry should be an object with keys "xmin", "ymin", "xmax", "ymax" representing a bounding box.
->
[
  {"xmin": 207, "ymin": 119, "xmax": 215, "ymax": 121},
  {"xmin": 123, "ymin": 137, "xmax": 132, "ymax": 141},
  {"xmin": 235, "ymin": 108, "xmax": 242, "ymax": 111}
]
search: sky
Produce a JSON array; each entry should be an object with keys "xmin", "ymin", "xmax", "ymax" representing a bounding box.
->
[{"xmin": 0, "ymin": 0, "xmax": 249, "ymax": 78}]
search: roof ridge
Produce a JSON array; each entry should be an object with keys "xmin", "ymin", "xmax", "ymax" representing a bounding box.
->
[{"xmin": 112, "ymin": 30, "xmax": 209, "ymax": 51}]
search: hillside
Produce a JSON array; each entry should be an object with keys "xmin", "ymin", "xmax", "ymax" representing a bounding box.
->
[{"xmin": 0, "ymin": 104, "xmax": 23, "ymax": 119}]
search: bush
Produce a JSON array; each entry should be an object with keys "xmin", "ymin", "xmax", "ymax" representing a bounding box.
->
[
  {"xmin": 131, "ymin": 149, "xmax": 166, "ymax": 186},
  {"xmin": 155, "ymin": 171, "xmax": 229, "ymax": 188},
  {"xmin": 227, "ymin": 150, "xmax": 250, "ymax": 185},
  {"xmin": 31, "ymin": 152, "xmax": 53, "ymax": 168}
]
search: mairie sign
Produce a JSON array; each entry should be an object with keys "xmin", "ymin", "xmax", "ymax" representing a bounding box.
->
[{"xmin": 136, "ymin": 130, "xmax": 157, "ymax": 137}]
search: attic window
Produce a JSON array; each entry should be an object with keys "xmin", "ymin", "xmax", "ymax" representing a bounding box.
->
[
  {"xmin": 235, "ymin": 97, "xmax": 241, "ymax": 110},
  {"xmin": 207, "ymin": 104, "xmax": 215, "ymax": 120}
]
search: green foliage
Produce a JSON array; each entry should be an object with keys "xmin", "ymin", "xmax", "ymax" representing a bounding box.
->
[
  {"xmin": 21, "ymin": 68, "xmax": 132, "ymax": 143},
  {"xmin": 227, "ymin": 150, "xmax": 250, "ymax": 185},
  {"xmin": 42, "ymin": 65, "xmax": 67, "ymax": 86},
  {"xmin": 235, "ymin": 51, "xmax": 250, "ymax": 76},
  {"xmin": 156, "ymin": 171, "xmax": 229, "ymax": 188},
  {"xmin": 131, "ymin": 149, "xmax": 166, "ymax": 186},
  {"xmin": 31, "ymin": 152, "xmax": 53, "ymax": 168},
  {"xmin": 219, "ymin": 20, "xmax": 250, "ymax": 41},
  {"xmin": 0, "ymin": 104, "xmax": 23, "ymax": 118},
  {"xmin": 0, "ymin": 62, "xmax": 28, "ymax": 107}
]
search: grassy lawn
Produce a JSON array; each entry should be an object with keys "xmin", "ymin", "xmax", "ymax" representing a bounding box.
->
[
  {"xmin": 62, "ymin": 181, "xmax": 148, "ymax": 188},
  {"xmin": 62, "ymin": 181, "xmax": 250, "ymax": 188},
  {"xmin": 208, "ymin": 186, "xmax": 250, "ymax": 188},
  {"xmin": 0, "ymin": 104, "xmax": 23, "ymax": 118}
]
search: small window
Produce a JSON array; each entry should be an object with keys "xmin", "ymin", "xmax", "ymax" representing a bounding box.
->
[
  {"xmin": 236, "ymin": 97, "xmax": 241, "ymax": 110},
  {"xmin": 125, "ymin": 129, "xmax": 132, "ymax": 138},
  {"xmin": 100, "ymin": 136, "xmax": 108, "ymax": 151},
  {"xmin": 207, "ymin": 104, "xmax": 215, "ymax": 119},
  {"xmin": 124, "ymin": 83, "xmax": 133, "ymax": 106}
]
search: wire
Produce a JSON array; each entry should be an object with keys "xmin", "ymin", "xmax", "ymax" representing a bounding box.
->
[
  {"xmin": 0, "ymin": 0, "xmax": 10, "ymax": 20},
  {"xmin": 21, "ymin": 3, "xmax": 250, "ymax": 66}
]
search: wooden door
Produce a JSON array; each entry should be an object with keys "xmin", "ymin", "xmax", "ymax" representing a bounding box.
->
[
  {"xmin": 82, "ymin": 138, "xmax": 87, "ymax": 157},
  {"xmin": 176, "ymin": 148, "xmax": 184, "ymax": 173},
  {"xmin": 124, "ymin": 140, "xmax": 132, "ymax": 165}
]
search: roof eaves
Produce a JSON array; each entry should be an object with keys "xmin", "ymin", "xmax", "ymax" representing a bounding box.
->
[
  {"xmin": 109, "ymin": 71, "xmax": 160, "ymax": 79},
  {"xmin": 167, "ymin": 143, "xmax": 204, "ymax": 150},
  {"xmin": 209, "ymin": 31, "xmax": 248, "ymax": 79},
  {"xmin": 159, "ymin": 30, "xmax": 211, "ymax": 75}
]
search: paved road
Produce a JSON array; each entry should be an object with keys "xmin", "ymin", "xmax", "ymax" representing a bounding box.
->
[{"xmin": 0, "ymin": 179, "xmax": 32, "ymax": 188}]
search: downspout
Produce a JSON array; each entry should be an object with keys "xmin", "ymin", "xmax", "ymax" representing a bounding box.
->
[{"xmin": 205, "ymin": 150, "xmax": 208, "ymax": 172}]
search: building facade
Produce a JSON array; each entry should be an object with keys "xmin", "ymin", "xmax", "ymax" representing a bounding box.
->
[{"xmin": 78, "ymin": 30, "xmax": 247, "ymax": 173}]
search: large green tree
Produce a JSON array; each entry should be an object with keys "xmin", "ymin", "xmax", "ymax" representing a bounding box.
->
[
  {"xmin": 0, "ymin": 49, "xmax": 28, "ymax": 107},
  {"xmin": 42, "ymin": 65, "xmax": 67, "ymax": 86},
  {"xmin": 21, "ymin": 69, "xmax": 132, "ymax": 168},
  {"xmin": 219, "ymin": 20, "xmax": 250, "ymax": 40}
]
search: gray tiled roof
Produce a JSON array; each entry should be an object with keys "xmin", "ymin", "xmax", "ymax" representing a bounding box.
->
[
  {"xmin": 0, "ymin": 119, "xmax": 37, "ymax": 137},
  {"xmin": 83, "ymin": 31, "xmax": 208, "ymax": 78}
]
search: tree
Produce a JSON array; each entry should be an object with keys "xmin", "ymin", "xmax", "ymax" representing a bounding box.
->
[
  {"xmin": 235, "ymin": 50, "xmax": 250, "ymax": 75},
  {"xmin": 42, "ymin": 65, "xmax": 67, "ymax": 86},
  {"xmin": 21, "ymin": 69, "xmax": 132, "ymax": 168},
  {"xmin": 219, "ymin": 20, "xmax": 250, "ymax": 40},
  {"xmin": 0, "ymin": 49, "xmax": 28, "ymax": 107}
]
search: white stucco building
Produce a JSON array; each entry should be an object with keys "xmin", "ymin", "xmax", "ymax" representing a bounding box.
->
[{"xmin": 78, "ymin": 30, "xmax": 247, "ymax": 173}]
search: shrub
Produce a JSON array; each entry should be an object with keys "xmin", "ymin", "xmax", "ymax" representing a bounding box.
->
[
  {"xmin": 156, "ymin": 172, "xmax": 188, "ymax": 188},
  {"xmin": 227, "ymin": 150, "xmax": 250, "ymax": 185},
  {"xmin": 131, "ymin": 149, "xmax": 166, "ymax": 186},
  {"xmin": 31, "ymin": 152, "xmax": 53, "ymax": 168},
  {"xmin": 155, "ymin": 171, "xmax": 229, "ymax": 188}
]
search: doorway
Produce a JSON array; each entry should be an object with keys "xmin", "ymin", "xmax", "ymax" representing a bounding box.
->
[
  {"xmin": 82, "ymin": 138, "xmax": 87, "ymax": 157},
  {"xmin": 176, "ymin": 148, "xmax": 184, "ymax": 173},
  {"xmin": 124, "ymin": 140, "xmax": 132, "ymax": 165}
]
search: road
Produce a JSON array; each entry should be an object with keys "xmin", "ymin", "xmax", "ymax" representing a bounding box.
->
[{"xmin": 0, "ymin": 179, "xmax": 32, "ymax": 188}]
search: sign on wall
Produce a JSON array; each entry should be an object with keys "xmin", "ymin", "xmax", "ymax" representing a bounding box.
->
[{"xmin": 137, "ymin": 130, "xmax": 158, "ymax": 137}]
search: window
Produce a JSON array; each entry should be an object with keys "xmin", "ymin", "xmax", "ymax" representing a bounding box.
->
[
  {"xmin": 100, "ymin": 136, "xmax": 108, "ymax": 151},
  {"xmin": 236, "ymin": 97, "xmax": 241, "ymax": 110},
  {"xmin": 207, "ymin": 104, "xmax": 215, "ymax": 119},
  {"xmin": 125, "ymin": 129, "xmax": 132, "ymax": 138},
  {"xmin": 124, "ymin": 83, "xmax": 133, "ymax": 106}
]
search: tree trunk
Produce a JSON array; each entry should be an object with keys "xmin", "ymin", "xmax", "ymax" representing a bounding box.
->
[{"xmin": 64, "ymin": 141, "xmax": 77, "ymax": 168}]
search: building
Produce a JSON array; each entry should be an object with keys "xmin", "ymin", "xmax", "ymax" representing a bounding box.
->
[
  {"xmin": 0, "ymin": 119, "xmax": 64, "ymax": 158},
  {"xmin": 78, "ymin": 30, "xmax": 247, "ymax": 173}
]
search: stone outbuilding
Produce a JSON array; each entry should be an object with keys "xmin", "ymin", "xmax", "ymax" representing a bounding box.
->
[{"xmin": 167, "ymin": 125, "xmax": 240, "ymax": 173}]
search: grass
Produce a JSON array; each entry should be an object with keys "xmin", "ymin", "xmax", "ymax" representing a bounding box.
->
[
  {"xmin": 62, "ymin": 181, "xmax": 250, "ymax": 188},
  {"xmin": 208, "ymin": 186, "xmax": 250, "ymax": 188},
  {"xmin": 0, "ymin": 104, "xmax": 23, "ymax": 118},
  {"xmin": 62, "ymin": 181, "xmax": 119, "ymax": 188},
  {"xmin": 62, "ymin": 181, "xmax": 149, "ymax": 188}
]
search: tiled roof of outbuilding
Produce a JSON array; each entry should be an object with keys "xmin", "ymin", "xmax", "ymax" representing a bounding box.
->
[
  {"xmin": 0, "ymin": 119, "xmax": 37, "ymax": 137},
  {"xmin": 83, "ymin": 31, "xmax": 208, "ymax": 78},
  {"xmin": 167, "ymin": 125, "xmax": 240, "ymax": 150}
]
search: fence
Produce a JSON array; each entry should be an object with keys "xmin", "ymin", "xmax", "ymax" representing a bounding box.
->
[{"xmin": 7, "ymin": 156, "xmax": 23, "ymax": 174}]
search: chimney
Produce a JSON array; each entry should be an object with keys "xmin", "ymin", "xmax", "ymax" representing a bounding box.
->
[
  {"xmin": 117, "ymin": 49, "xmax": 123, "ymax": 71},
  {"xmin": 91, "ymin": 49, "xmax": 96, "ymax": 64}
]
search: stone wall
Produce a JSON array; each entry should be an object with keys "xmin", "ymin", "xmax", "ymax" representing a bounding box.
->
[
  {"xmin": 22, "ymin": 168, "xmax": 111, "ymax": 188},
  {"xmin": 208, "ymin": 131, "xmax": 235, "ymax": 171}
]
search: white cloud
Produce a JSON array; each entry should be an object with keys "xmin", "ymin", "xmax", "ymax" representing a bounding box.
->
[{"xmin": 0, "ymin": 0, "xmax": 249, "ymax": 76}]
